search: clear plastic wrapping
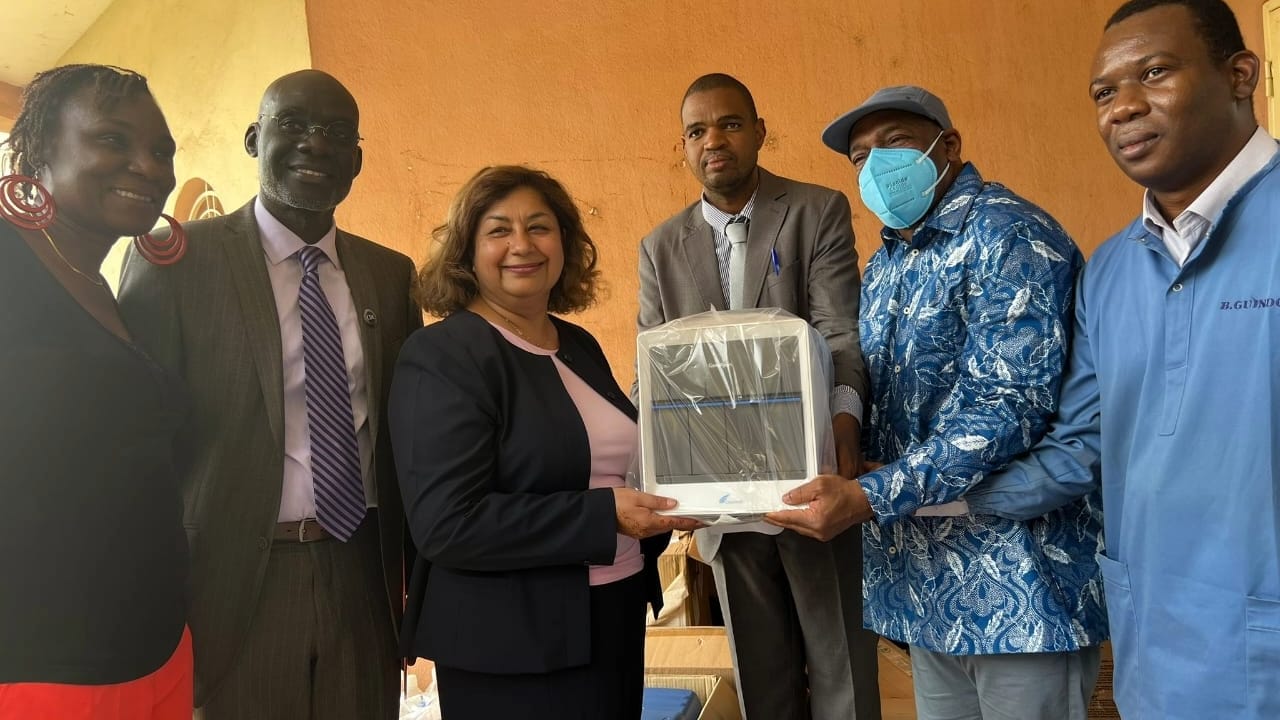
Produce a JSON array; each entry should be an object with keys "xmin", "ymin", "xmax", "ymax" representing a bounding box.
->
[{"xmin": 634, "ymin": 309, "xmax": 836, "ymax": 523}]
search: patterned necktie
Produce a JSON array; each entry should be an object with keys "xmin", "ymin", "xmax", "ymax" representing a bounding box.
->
[
  {"xmin": 297, "ymin": 245, "xmax": 365, "ymax": 540},
  {"xmin": 726, "ymin": 217, "xmax": 750, "ymax": 309}
]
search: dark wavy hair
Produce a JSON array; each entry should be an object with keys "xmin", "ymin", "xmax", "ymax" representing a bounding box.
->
[
  {"xmin": 3, "ymin": 64, "xmax": 153, "ymax": 176},
  {"xmin": 416, "ymin": 165, "xmax": 600, "ymax": 317}
]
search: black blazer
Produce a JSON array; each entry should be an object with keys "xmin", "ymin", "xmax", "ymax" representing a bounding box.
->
[
  {"xmin": 390, "ymin": 310, "xmax": 668, "ymax": 674},
  {"xmin": 119, "ymin": 202, "xmax": 422, "ymax": 704}
]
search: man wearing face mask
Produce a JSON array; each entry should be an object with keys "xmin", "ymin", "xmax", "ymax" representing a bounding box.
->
[{"xmin": 767, "ymin": 86, "xmax": 1107, "ymax": 720}]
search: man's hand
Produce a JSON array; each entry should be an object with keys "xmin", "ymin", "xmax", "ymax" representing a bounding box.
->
[
  {"xmin": 833, "ymin": 413, "xmax": 863, "ymax": 479},
  {"xmin": 612, "ymin": 488, "xmax": 704, "ymax": 539},
  {"xmin": 765, "ymin": 474, "xmax": 874, "ymax": 541}
]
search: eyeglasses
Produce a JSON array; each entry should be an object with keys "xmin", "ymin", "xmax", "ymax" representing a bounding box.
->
[{"xmin": 261, "ymin": 114, "xmax": 363, "ymax": 147}]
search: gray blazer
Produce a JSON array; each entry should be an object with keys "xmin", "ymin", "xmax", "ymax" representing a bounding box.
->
[
  {"xmin": 637, "ymin": 167, "xmax": 867, "ymax": 398},
  {"xmin": 118, "ymin": 201, "xmax": 422, "ymax": 705},
  {"xmin": 637, "ymin": 168, "xmax": 866, "ymax": 559}
]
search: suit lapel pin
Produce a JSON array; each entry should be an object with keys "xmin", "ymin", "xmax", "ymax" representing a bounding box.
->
[{"xmin": 363, "ymin": 308, "xmax": 378, "ymax": 327}]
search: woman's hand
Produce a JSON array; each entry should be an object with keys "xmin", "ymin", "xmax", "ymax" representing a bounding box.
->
[{"xmin": 612, "ymin": 488, "xmax": 704, "ymax": 539}]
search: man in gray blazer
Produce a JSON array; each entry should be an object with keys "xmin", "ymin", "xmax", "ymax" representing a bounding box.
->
[
  {"xmin": 119, "ymin": 70, "xmax": 421, "ymax": 720},
  {"xmin": 637, "ymin": 73, "xmax": 881, "ymax": 719}
]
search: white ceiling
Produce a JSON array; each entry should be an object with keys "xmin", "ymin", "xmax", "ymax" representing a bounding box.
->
[{"xmin": 0, "ymin": 1, "xmax": 116, "ymax": 86}]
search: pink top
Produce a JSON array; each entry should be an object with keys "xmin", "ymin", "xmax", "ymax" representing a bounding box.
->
[{"xmin": 490, "ymin": 323, "xmax": 644, "ymax": 586}]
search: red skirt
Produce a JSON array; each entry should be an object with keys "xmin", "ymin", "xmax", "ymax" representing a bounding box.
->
[{"xmin": 0, "ymin": 626, "xmax": 192, "ymax": 720}]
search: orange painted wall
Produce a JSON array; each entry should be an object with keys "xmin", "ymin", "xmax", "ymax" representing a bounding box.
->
[
  {"xmin": 307, "ymin": 0, "xmax": 1267, "ymax": 382},
  {"xmin": 0, "ymin": 81, "xmax": 20, "ymax": 131}
]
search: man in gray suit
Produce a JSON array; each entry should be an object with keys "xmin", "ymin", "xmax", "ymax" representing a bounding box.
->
[
  {"xmin": 119, "ymin": 70, "xmax": 421, "ymax": 720},
  {"xmin": 637, "ymin": 73, "xmax": 881, "ymax": 719}
]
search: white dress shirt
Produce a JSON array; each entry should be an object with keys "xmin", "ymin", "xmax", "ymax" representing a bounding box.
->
[
  {"xmin": 1142, "ymin": 126, "xmax": 1279, "ymax": 266},
  {"xmin": 254, "ymin": 199, "xmax": 375, "ymax": 522}
]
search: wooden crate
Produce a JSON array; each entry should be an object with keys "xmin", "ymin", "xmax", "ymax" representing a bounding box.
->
[{"xmin": 644, "ymin": 674, "xmax": 741, "ymax": 720}]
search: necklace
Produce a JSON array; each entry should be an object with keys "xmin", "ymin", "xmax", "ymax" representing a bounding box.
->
[
  {"xmin": 483, "ymin": 298, "xmax": 555, "ymax": 348},
  {"xmin": 41, "ymin": 228, "xmax": 107, "ymax": 288}
]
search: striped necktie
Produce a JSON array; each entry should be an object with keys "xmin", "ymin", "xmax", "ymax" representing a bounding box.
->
[{"xmin": 297, "ymin": 245, "xmax": 365, "ymax": 541}]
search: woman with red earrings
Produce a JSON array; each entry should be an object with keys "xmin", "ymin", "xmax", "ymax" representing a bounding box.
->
[{"xmin": 0, "ymin": 65, "xmax": 192, "ymax": 719}]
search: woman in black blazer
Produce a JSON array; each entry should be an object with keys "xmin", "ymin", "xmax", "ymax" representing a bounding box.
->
[
  {"xmin": 390, "ymin": 166, "xmax": 701, "ymax": 720},
  {"xmin": 0, "ymin": 65, "xmax": 192, "ymax": 718}
]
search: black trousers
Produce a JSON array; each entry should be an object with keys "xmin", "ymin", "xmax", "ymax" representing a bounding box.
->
[
  {"xmin": 196, "ymin": 514, "xmax": 399, "ymax": 720},
  {"xmin": 435, "ymin": 571, "xmax": 648, "ymax": 720}
]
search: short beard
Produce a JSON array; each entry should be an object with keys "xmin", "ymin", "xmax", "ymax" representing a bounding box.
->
[
  {"xmin": 701, "ymin": 167, "xmax": 754, "ymax": 197},
  {"xmin": 259, "ymin": 171, "xmax": 340, "ymax": 213}
]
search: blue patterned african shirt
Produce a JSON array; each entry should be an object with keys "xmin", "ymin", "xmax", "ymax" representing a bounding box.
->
[{"xmin": 857, "ymin": 163, "xmax": 1108, "ymax": 654}]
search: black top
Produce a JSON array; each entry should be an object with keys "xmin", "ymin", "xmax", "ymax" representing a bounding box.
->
[
  {"xmin": 391, "ymin": 310, "xmax": 669, "ymax": 674},
  {"xmin": 0, "ymin": 222, "xmax": 188, "ymax": 684}
]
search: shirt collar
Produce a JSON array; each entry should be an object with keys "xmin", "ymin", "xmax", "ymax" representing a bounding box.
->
[
  {"xmin": 254, "ymin": 196, "xmax": 340, "ymax": 268},
  {"xmin": 700, "ymin": 185, "xmax": 759, "ymax": 233},
  {"xmin": 879, "ymin": 162, "xmax": 983, "ymax": 250},
  {"xmin": 1141, "ymin": 126, "xmax": 1278, "ymax": 236}
]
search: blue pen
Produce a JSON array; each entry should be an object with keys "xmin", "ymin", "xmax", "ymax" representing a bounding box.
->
[{"xmin": 770, "ymin": 248, "xmax": 781, "ymax": 276}]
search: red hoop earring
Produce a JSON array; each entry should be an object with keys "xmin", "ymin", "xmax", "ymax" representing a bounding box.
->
[
  {"xmin": 0, "ymin": 173, "xmax": 56, "ymax": 230},
  {"xmin": 133, "ymin": 214, "xmax": 187, "ymax": 265}
]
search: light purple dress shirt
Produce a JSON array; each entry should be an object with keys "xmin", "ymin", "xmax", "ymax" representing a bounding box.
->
[{"xmin": 254, "ymin": 199, "xmax": 375, "ymax": 523}]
